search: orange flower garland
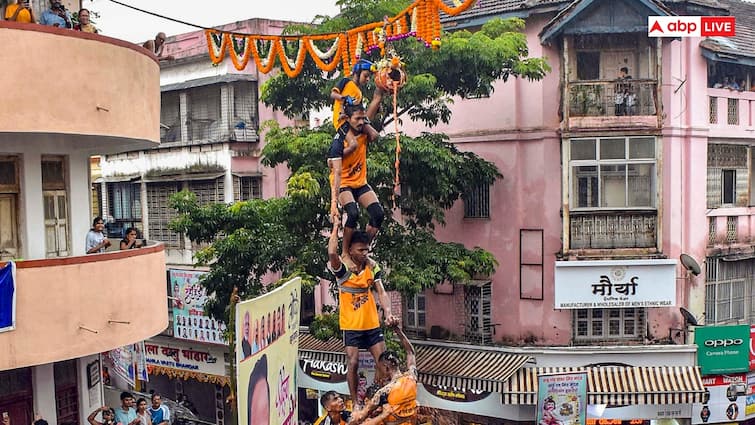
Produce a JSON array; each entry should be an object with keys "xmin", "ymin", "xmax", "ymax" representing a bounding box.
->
[{"xmin": 204, "ymin": 0, "xmax": 478, "ymax": 76}]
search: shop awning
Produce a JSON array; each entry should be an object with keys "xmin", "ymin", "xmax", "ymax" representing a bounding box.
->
[
  {"xmin": 298, "ymin": 333, "xmax": 533, "ymax": 393},
  {"xmin": 502, "ymin": 366, "xmax": 706, "ymax": 405}
]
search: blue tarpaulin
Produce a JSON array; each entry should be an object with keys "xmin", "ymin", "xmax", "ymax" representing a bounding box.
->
[{"xmin": 0, "ymin": 262, "xmax": 16, "ymax": 331}]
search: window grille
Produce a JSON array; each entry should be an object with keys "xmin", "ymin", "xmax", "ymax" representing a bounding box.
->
[
  {"xmin": 231, "ymin": 81, "xmax": 259, "ymax": 142},
  {"xmin": 161, "ymin": 91, "xmax": 181, "ymax": 143},
  {"xmin": 464, "ymin": 184, "xmax": 490, "ymax": 218},
  {"xmin": 188, "ymin": 178, "xmax": 225, "ymax": 206},
  {"xmin": 463, "ymin": 282, "xmax": 492, "ymax": 345},
  {"xmin": 705, "ymin": 257, "xmax": 755, "ymax": 325},
  {"xmin": 146, "ymin": 182, "xmax": 183, "ymax": 249},
  {"xmin": 107, "ymin": 182, "xmax": 142, "ymax": 237},
  {"xmin": 727, "ymin": 216, "xmax": 737, "ymax": 242},
  {"xmin": 710, "ymin": 97, "xmax": 718, "ymax": 124},
  {"xmin": 187, "ymin": 84, "xmax": 222, "ymax": 142},
  {"xmin": 709, "ymin": 217, "xmax": 716, "ymax": 246},
  {"xmin": 728, "ymin": 98, "xmax": 739, "ymax": 125},
  {"xmin": 233, "ymin": 176, "xmax": 262, "ymax": 201},
  {"xmin": 573, "ymin": 308, "xmax": 645, "ymax": 343}
]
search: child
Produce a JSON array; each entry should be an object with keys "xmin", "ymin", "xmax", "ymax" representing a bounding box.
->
[{"xmin": 331, "ymin": 59, "xmax": 375, "ymax": 130}]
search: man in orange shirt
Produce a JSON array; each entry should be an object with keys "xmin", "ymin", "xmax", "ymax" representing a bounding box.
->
[
  {"xmin": 328, "ymin": 90, "xmax": 385, "ymax": 270},
  {"xmin": 4, "ymin": 0, "xmax": 35, "ymax": 23},
  {"xmin": 328, "ymin": 214, "xmax": 397, "ymax": 406}
]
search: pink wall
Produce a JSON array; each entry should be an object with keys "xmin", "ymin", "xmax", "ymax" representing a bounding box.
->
[{"xmin": 0, "ymin": 245, "xmax": 168, "ymax": 370}]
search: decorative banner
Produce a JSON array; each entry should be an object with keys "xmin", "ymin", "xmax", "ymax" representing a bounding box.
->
[
  {"xmin": 107, "ymin": 346, "xmax": 135, "ymax": 387},
  {"xmin": 554, "ymin": 260, "xmax": 677, "ymax": 309},
  {"xmin": 237, "ymin": 278, "xmax": 301, "ymax": 425},
  {"xmin": 0, "ymin": 262, "xmax": 16, "ymax": 332},
  {"xmin": 143, "ymin": 340, "xmax": 227, "ymax": 383},
  {"xmin": 133, "ymin": 341, "xmax": 149, "ymax": 382},
  {"xmin": 695, "ymin": 325, "xmax": 750, "ymax": 375},
  {"xmin": 170, "ymin": 269, "xmax": 227, "ymax": 345},
  {"xmin": 692, "ymin": 374, "xmax": 747, "ymax": 424},
  {"xmin": 204, "ymin": 0, "xmax": 478, "ymax": 77},
  {"xmin": 537, "ymin": 372, "xmax": 587, "ymax": 425}
]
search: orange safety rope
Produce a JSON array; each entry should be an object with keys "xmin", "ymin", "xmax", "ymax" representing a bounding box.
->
[{"xmin": 392, "ymin": 82, "xmax": 401, "ymax": 209}]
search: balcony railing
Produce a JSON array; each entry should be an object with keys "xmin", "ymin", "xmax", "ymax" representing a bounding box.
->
[
  {"xmin": 708, "ymin": 89, "xmax": 755, "ymax": 137},
  {"xmin": 569, "ymin": 210, "xmax": 657, "ymax": 250},
  {"xmin": 568, "ymin": 80, "xmax": 658, "ymax": 117}
]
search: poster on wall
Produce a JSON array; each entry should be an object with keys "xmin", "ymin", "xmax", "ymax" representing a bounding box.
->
[
  {"xmin": 107, "ymin": 346, "xmax": 135, "ymax": 387},
  {"xmin": 170, "ymin": 269, "xmax": 227, "ymax": 344},
  {"xmin": 237, "ymin": 278, "xmax": 301, "ymax": 425},
  {"xmin": 692, "ymin": 374, "xmax": 747, "ymax": 424},
  {"xmin": 537, "ymin": 372, "xmax": 587, "ymax": 425}
]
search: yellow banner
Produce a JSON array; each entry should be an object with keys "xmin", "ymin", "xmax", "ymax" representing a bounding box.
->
[{"xmin": 237, "ymin": 277, "xmax": 301, "ymax": 425}]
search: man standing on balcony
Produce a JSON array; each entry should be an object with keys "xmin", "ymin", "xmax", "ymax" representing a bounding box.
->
[
  {"xmin": 614, "ymin": 67, "xmax": 632, "ymax": 116},
  {"xmin": 39, "ymin": 0, "xmax": 71, "ymax": 28}
]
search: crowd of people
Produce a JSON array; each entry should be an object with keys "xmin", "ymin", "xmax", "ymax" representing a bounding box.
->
[
  {"xmin": 88, "ymin": 392, "xmax": 170, "ymax": 425},
  {"xmin": 711, "ymin": 76, "xmax": 755, "ymax": 92}
]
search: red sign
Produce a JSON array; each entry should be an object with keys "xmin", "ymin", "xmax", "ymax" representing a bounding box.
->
[
  {"xmin": 701, "ymin": 17, "xmax": 736, "ymax": 37},
  {"xmin": 648, "ymin": 16, "xmax": 735, "ymax": 37},
  {"xmin": 750, "ymin": 325, "xmax": 755, "ymax": 371},
  {"xmin": 701, "ymin": 374, "xmax": 746, "ymax": 387}
]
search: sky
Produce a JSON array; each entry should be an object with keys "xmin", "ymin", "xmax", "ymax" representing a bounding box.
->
[{"xmin": 86, "ymin": 0, "xmax": 341, "ymax": 43}]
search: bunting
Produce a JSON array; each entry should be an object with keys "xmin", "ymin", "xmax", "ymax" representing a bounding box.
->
[{"xmin": 205, "ymin": 0, "xmax": 477, "ymax": 77}]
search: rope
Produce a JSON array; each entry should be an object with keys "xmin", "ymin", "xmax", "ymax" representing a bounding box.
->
[{"xmin": 392, "ymin": 82, "xmax": 401, "ymax": 209}]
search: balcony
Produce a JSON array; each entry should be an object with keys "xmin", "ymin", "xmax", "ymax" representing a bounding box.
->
[
  {"xmin": 569, "ymin": 210, "xmax": 657, "ymax": 250},
  {"xmin": 0, "ymin": 243, "xmax": 167, "ymax": 370},
  {"xmin": 566, "ymin": 80, "xmax": 659, "ymax": 129},
  {"xmin": 708, "ymin": 88, "xmax": 755, "ymax": 139},
  {"xmin": 0, "ymin": 22, "xmax": 160, "ymax": 153}
]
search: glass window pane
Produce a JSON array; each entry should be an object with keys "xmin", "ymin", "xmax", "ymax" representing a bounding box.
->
[
  {"xmin": 609, "ymin": 319, "xmax": 621, "ymax": 335},
  {"xmin": 600, "ymin": 138, "xmax": 626, "ymax": 160},
  {"xmin": 577, "ymin": 320, "xmax": 587, "ymax": 336},
  {"xmin": 417, "ymin": 295, "xmax": 425, "ymax": 310},
  {"xmin": 577, "ymin": 309, "xmax": 588, "ymax": 319},
  {"xmin": 571, "ymin": 139, "xmax": 596, "ymax": 160},
  {"xmin": 572, "ymin": 166, "xmax": 598, "ymax": 208},
  {"xmin": 591, "ymin": 309, "xmax": 603, "ymax": 319},
  {"xmin": 591, "ymin": 320, "xmax": 603, "ymax": 335},
  {"xmin": 600, "ymin": 164, "xmax": 627, "ymax": 207},
  {"xmin": 624, "ymin": 319, "xmax": 636, "ymax": 335},
  {"xmin": 627, "ymin": 164, "xmax": 655, "ymax": 207},
  {"xmin": 418, "ymin": 313, "xmax": 426, "ymax": 326},
  {"xmin": 629, "ymin": 137, "xmax": 655, "ymax": 159}
]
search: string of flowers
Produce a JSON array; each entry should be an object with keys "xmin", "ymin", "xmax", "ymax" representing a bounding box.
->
[{"xmin": 204, "ymin": 0, "xmax": 478, "ymax": 77}]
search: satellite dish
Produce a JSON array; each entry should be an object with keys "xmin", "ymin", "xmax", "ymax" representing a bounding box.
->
[
  {"xmin": 680, "ymin": 254, "xmax": 701, "ymax": 276},
  {"xmin": 680, "ymin": 307, "xmax": 700, "ymax": 326}
]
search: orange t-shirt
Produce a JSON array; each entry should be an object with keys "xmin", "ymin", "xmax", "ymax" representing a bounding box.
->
[
  {"xmin": 330, "ymin": 262, "xmax": 381, "ymax": 331},
  {"xmin": 327, "ymin": 128, "xmax": 368, "ymax": 189},
  {"xmin": 386, "ymin": 369, "xmax": 418, "ymax": 421},
  {"xmin": 5, "ymin": 4, "xmax": 33, "ymax": 23},
  {"xmin": 332, "ymin": 77, "xmax": 362, "ymax": 129}
]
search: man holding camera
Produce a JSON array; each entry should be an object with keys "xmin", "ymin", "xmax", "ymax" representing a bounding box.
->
[
  {"xmin": 4, "ymin": 0, "xmax": 36, "ymax": 23},
  {"xmin": 40, "ymin": 0, "xmax": 72, "ymax": 28}
]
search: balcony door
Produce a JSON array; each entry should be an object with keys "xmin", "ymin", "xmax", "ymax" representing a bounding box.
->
[
  {"xmin": 42, "ymin": 157, "xmax": 69, "ymax": 258},
  {"xmin": 599, "ymin": 50, "xmax": 638, "ymax": 80},
  {"xmin": 0, "ymin": 157, "xmax": 20, "ymax": 260}
]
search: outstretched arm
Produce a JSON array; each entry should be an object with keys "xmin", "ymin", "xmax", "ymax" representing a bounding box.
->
[
  {"xmin": 87, "ymin": 407, "xmax": 106, "ymax": 425},
  {"xmin": 393, "ymin": 326, "xmax": 416, "ymax": 370},
  {"xmin": 373, "ymin": 278, "xmax": 396, "ymax": 326},
  {"xmin": 327, "ymin": 214, "xmax": 342, "ymax": 271},
  {"xmin": 366, "ymin": 89, "xmax": 384, "ymax": 122},
  {"xmin": 328, "ymin": 158, "xmax": 342, "ymax": 219}
]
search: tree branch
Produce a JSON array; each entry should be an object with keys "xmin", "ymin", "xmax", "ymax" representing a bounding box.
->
[{"xmin": 381, "ymin": 106, "xmax": 414, "ymax": 129}]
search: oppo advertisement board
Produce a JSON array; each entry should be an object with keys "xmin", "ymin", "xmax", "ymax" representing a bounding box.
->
[{"xmin": 695, "ymin": 325, "xmax": 750, "ymax": 375}]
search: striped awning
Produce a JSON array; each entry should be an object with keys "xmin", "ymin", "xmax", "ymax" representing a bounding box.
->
[
  {"xmin": 298, "ymin": 333, "xmax": 532, "ymax": 393},
  {"xmin": 502, "ymin": 366, "xmax": 706, "ymax": 405}
]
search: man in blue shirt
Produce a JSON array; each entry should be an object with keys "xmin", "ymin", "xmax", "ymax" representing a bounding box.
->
[
  {"xmin": 114, "ymin": 392, "xmax": 138, "ymax": 425},
  {"xmin": 39, "ymin": 0, "xmax": 71, "ymax": 28},
  {"xmin": 149, "ymin": 394, "xmax": 170, "ymax": 425}
]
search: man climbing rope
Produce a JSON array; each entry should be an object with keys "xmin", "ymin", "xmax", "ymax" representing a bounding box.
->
[
  {"xmin": 328, "ymin": 88, "xmax": 385, "ymax": 271},
  {"xmin": 328, "ymin": 213, "xmax": 398, "ymax": 407}
]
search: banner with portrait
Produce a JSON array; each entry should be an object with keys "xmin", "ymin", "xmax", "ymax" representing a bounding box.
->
[
  {"xmin": 236, "ymin": 278, "xmax": 301, "ymax": 425},
  {"xmin": 537, "ymin": 372, "xmax": 587, "ymax": 425},
  {"xmin": 170, "ymin": 269, "xmax": 227, "ymax": 344}
]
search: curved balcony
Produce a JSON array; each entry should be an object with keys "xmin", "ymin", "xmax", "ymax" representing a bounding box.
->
[
  {"xmin": 0, "ymin": 22, "xmax": 160, "ymax": 153},
  {"xmin": 0, "ymin": 243, "xmax": 167, "ymax": 370}
]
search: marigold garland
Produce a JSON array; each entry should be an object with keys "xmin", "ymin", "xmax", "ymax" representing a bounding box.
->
[{"xmin": 204, "ymin": 0, "xmax": 477, "ymax": 77}]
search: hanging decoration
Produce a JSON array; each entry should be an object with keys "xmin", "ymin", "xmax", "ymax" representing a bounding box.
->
[{"xmin": 204, "ymin": 0, "xmax": 477, "ymax": 77}]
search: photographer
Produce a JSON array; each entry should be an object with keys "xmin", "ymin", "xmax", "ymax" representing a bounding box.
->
[
  {"xmin": 88, "ymin": 406, "xmax": 116, "ymax": 425},
  {"xmin": 40, "ymin": 0, "xmax": 72, "ymax": 28},
  {"xmin": 4, "ymin": 0, "xmax": 36, "ymax": 23}
]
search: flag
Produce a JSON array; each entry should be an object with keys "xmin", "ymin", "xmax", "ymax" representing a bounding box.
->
[{"xmin": 0, "ymin": 262, "xmax": 16, "ymax": 332}]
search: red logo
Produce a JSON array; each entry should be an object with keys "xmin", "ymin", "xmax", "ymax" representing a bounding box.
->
[
  {"xmin": 701, "ymin": 16, "xmax": 736, "ymax": 37},
  {"xmin": 649, "ymin": 20, "xmax": 664, "ymax": 33}
]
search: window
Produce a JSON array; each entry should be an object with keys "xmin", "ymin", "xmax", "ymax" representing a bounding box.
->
[
  {"xmin": 574, "ymin": 308, "xmax": 644, "ymax": 343},
  {"xmin": 234, "ymin": 176, "xmax": 262, "ymax": 201},
  {"xmin": 464, "ymin": 282, "xmax": 492, "ymax": 344},
  {"xmin": 0, "ymin": 157, "xmax": 19, "ymax": 260},
  {"xmin": 722, "ymin": 169, "xmax": 736, "ymax": 204},
  {"xmin": 147, "ymin": 182, "xmax": 183, "ymax": 249},
  {"xmin": 704, "ymin": 257, "xmax": 754, "ymax": 324},
  {"xmin": 232, "ymin": 81, "xmax": 259, "ymax": 130},
  {"xmin": 187, "ymin": 85, "xmax": 221, "ymax": 142},
  {"xmin": 404, "ymin": 292, "xmax": 426, "ymax": 337},
  {"xmin": 160, "ymin": 91, "xmax": 181, "ymax": 143},
  {"xmin": 188, "ymin": 178, "xmax": 224, "ymax": 205},
  {"xmin": 464, "ymin": 184, "xmax": 490, "ymax": 218},
  {"xmin": 569, "ymin": 137, "xmax": 656, "ymax": 209},
  {"xmin": 107, "ymin": 182, "xmax": 142, "ymax": 237}
]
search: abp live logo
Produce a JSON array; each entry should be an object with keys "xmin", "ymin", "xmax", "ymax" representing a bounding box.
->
[{"xmin": 648, "ymin": 16, "xmax": 735, "ymax": 37}]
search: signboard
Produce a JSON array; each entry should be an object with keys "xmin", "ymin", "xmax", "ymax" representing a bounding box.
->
[
  {"xmin": 237, "ymin": 278, "xmax": 301, "ymax": 425},
  {"xmin": 695, "ymin": 325, "xmax": 750, "ymax": 375},
  {"xmin": 299, "ymin": 358, "xmax": 347, "ymax": 383},
  {"xmin": 107, "ymin": 346, "xmax": 135, "ymax": 387},
  {"xmin": 87, "ymin": 359, "xmax": 101, "ymax": 389},
  {"xmin": 170, "ymin": 269, "xmax": 227, "ymax": 344},
  {"xmin": 537, "ymin": 372, "xmax": 587, "ymax": 425},
  {"xmin": 749, "ymin": 325, "xmax": 755, "ymax": 371},
  {"xmin": 423, "ymin": 384, "xmax": 490, "ymax": 403},
  {"xmin": 143, "ymin": 340, "xmax": 226, "ymax": 379},
  {"xmin": 692, "ymin": 374, "xmax": 746, "ymax": 424},
  {"xmin": 554, "ymin": 260, "xmax": 676, "ymax": 309}
]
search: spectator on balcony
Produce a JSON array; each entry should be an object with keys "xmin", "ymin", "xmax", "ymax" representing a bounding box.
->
[
  {"xmin": 74, "ymin": 8, "xmax": 98, "ymax": 33},
  {"xmin": 120, "ymin": 227, "xmax": 143, "ymax": 250},
  {"xmin": 39, "ymin": 0, "xmax": 72, "ymax": 28},
  {"xmin": 725, "ymin": 76, "xmax": 740, "ymax": 91},
  {"xmin": 614, "ymin": 67, "xmax": 632, "ymax": 116},
  {"xmin": 4, "ymin": 0, "xmax": 36, "ymax": 24},
  {"xmin": 143, "ymin": 32, "xmax": 175, "ymax": 61},
  {"xmin": 86, "ymin": 217, "xmax": 111, "ymax": 254}
]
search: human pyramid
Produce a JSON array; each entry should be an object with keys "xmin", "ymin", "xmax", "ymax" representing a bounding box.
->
[{"xmin": 317, "ymin": 58, "xmax": 418, "ymax": 425}]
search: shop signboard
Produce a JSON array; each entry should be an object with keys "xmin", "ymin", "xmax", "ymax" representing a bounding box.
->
[
  {"xmin": 237, "ymin": 277, "xmax": 300, "ymax": 425},
  {"xmin": 143, "ymin": 340, "xmax": 227, "ymax": 380},
  {"xmin": 423, "ymin": 384, "xmax": 490, "ymax": 403},
  {"xmin": 170, "ymin": 269, "xmax": 226, "ymax": 345},
  {"xmin": 299, "ymin": 358, "xmax": 347, "ymax": 383},
  {"xmin": 695, "ymin": 325, "xmax": 750, "ymax": 375},
  {"xmin": 692, "ymin": 374, "xmax": 747, "ymax": 424},
  {"xmin": 750, "ymin": 325, "xmax": 755, "ymax": 371},
  {"xmin": 537, "ymin": 372, "xmax": 587, "ymax": 425},
  {"xmin": 554, "ymin": 260, "xmax": 676, "ymax": 309}
]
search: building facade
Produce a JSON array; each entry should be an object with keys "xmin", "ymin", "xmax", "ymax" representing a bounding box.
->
[{"xmin": 0, "ymin": 21, "xmax": 166, "ymax": 425}]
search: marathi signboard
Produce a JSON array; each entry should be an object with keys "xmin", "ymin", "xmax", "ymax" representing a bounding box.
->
[
  {"xmin": 237, "ymin": 278, "xmax": 301, "ymax": 425},
  {"xmin": 554, "ymin": 260, "xmax": 677, "ymax": 309},
  {"xmin": 692, "ymin": 374, "xmax": 747, "ymax": 424},
  {"xmin": 143, "ymin": 340, "xmax": 227, "ymax": 381},
  {"xmin": 537, "ymin": 372, "xmax": 587, "ymax": 425},
  {"xmin": 170, "ymin": 269, "xmax": 227, "ymax": 344},
  {"xmin": 695, "ymin": 325, "xmax": 750, "ymax": 375}
]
